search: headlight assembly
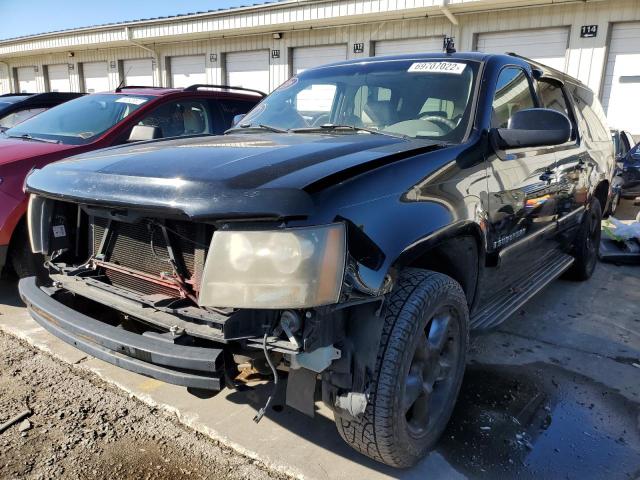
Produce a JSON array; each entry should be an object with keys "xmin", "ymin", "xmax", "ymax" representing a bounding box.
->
[{"xmin": 198, "ymin": 223, "xmax": 346, "ymax": 309}]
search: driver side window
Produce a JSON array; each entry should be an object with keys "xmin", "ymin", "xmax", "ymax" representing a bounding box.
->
[
  {"xmin": 492, "ymin": 67, "xmax": 535, "ymax": 128},
  {"xmin": 136, "ymin": 100, "xmax": 211, "ymax": 139}
]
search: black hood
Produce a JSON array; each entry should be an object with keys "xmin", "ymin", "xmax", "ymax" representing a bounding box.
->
[{"xmin": 25, "ymin": 132, "xmax": 443, "ymax": 220}]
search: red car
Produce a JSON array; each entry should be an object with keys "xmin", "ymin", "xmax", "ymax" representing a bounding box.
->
[{"xmin": 0, "ymin": 84, "xmax": 263, "ymax": 276}]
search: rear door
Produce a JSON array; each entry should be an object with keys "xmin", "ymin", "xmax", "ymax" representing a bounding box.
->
[{"xmin": 536, "ymin": 77, "xmax": 585, "ymax": 236}]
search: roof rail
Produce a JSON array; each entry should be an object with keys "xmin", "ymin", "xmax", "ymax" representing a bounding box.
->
[
  {"xmin": 115, "ymin": 85, "xmax": 168, "ymax": 93},
  {"xmin": 183, "ymin": 84, "xmax": 267, "ymax": 97}
]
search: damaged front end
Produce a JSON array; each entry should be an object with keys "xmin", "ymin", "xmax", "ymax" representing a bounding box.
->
[{"xmin": 21, "ymin": 194, "xmax": 385, "ymax": 420}]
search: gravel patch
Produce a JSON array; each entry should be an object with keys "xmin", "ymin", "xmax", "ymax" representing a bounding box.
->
[{"xmin": 0, "ymin": 331, "xmax": 290, "ymax": 480}]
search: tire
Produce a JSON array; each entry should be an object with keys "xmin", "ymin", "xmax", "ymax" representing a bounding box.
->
[
  {"xmin": 335, "ymin": 269, "xmax": 469, "ymax": 468},
  {"xmin": 566, "ymin": 197, "xmax": 602, "ymax": 281},
  {"xmin": 607, "ymin": 191, "xmax": 620, "ymax": 217},
  {"xmin": 9, "ymin": 225, "xmax": 44, "ymax": 279}
]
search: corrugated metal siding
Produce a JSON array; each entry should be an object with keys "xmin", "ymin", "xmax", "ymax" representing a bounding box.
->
[{"xmin": 1, "ymin": 0, "xmax": 640, "ymax": 99}]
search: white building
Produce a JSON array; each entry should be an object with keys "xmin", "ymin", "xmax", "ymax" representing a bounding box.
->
[{"xmin": 0, "ymin": 0, "xmax": 639, "ymax": 134}]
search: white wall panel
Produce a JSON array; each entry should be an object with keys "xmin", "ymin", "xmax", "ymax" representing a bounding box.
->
[
  {"xmin": 293, "ymin": 45, "xmax": 347, "ymax": 73},
  {"xmin": 47, "ymin": 64, "xmax": 71, "ymax": 92},
  {"xmin": 82, "ymin": 61, "xmax": 109, "ymax": 93},
  {"xmin": 601, "ymin": 22, "xmax": 640, "ymax": 135},
  {"xmin": 123, "ymin": 58, "xmax": 153, "ymax": 86},
  {"xmin": 226, "ymin": 50, "xmax": 270, "ymax": 94},
  {"xmin": 374, "ymin": 36, "xmax": 444, "ymax": 56},
  {"xmin": 16, "ymin": 66, "xmax": 36, "ymax": 93},
  {"xmin": 170, "ymin": 55, "xmax": 206, "ymax": 88},
  {"xmin": 476, "ymin": 27, "xmax": 569, "ymax": 71}
]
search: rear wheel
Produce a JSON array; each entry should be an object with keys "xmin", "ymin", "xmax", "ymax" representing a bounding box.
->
[
  {"xmin": 566, "ymin": 197, "xmax": 601, "ymax": 281},
  {"xmin": 335, "ymin": 269, "xmax": 469, "ymax": 468}
]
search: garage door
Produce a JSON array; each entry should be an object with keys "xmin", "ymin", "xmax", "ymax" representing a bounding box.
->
[
  {"xmin": 602, "ymin": 22, "xmax": 640, "ymax": 136},
  {"xmin": 82, "ymin": 62, "xmax": 109, "ymax": 93},
  {"xmin": 374, "ymin": 37, "xmax": 443, "ymax": 56},
  {"xmin": 226, "ymin": 51, "xmax": 270, "ymax": 94},
  {"xmin": 47, "ymin": 64, "xmax": 71, "ymax": 92},
  {"xmin": 476, "ymin": 27, "xmax": 569, "ymax": 71},
  {"xmin": 16, "ymin": 67, "xmax": 37, "ymax": 93},
  {"xmin": 292, "ymin": 45, "xmax": 347, "ymax": 74},
  {"xmin": 170, "ymin": 55, "xmax": 206, "ymax": 88},
  {"xmin": 122, "ymin": 59, "xmax": 153, "ymax": 86}
]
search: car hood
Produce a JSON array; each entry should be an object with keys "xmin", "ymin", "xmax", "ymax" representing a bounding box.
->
[
  {"xmin": 25, "ymin": 133, "xmax": 444, "ymax": 220},
  {"xmin": 0, "ymin": 136, "xmax": 76, "ymax": 167}
]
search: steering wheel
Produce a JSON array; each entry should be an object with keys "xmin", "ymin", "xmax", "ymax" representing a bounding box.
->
[
  {"xmin": 418, "ymin": 115, "xmax": 457, "ymax": 130},
  {"xmin": 311, "ymin": 114, "xmax": 331, "ymax": 127}
]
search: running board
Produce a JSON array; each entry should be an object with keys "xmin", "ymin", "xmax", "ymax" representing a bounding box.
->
[{"xmin": 470, "ymin": 251, "xmax": 575, "ymax": 331}]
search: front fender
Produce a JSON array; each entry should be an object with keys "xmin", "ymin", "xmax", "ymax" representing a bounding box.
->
[
  {"xmin": 303, "ymin": 144, "xmax": 489, "ymax": 295},
  {"xmin": 0, "ymin": 190, "xmax": 27, "ymax": 246}
]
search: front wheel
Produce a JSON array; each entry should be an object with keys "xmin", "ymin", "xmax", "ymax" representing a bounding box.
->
[{"xmin": 335, "ymin": 269, "xmax": 469, "ymax": 468}]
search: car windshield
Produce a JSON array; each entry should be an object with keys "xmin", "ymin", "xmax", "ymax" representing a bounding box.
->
[
  {"xmin": 5, "ymin": 94, "xmax": 153, "ymax": 145},
  {"xmin": 234, "ymin": 58, "xmax": 479, "ymax": 143}
]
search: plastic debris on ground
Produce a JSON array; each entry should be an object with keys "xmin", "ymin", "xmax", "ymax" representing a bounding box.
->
[{"xmin": 600, "ymin": 217, "xmax": 640, "ymax": 264}]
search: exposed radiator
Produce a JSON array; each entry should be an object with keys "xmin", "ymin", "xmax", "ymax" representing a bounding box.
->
[{"xmin": 91, "ymin": 216, "xmax": 211, "ymax": 298}]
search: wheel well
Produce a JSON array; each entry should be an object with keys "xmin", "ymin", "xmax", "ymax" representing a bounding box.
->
[
  {"xmin": 593, "ymin": 180, "xmax": 609, "ymax": 211},
  {"xmin": 405, "ymin": 235, "xmax": 479, "ymax": 306}
]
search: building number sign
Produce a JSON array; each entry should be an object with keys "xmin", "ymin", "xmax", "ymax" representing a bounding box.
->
[{"xmin": 580, "ymin": 25, "xmax": 598, "ymax": 38}]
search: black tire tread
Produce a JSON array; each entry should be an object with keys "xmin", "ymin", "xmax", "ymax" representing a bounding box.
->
[
  {"xmin": 335, "ymin": 268, "xmax": 468, "ymax": 467},
  {"xmin": 566, "ymin": 198, "xmax": 601, "ymax": 281}
]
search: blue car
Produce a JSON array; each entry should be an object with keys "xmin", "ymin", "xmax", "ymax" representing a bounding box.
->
[{"xmin": 611, "ymin": 129, "xmax": 640, "ymax": 214}]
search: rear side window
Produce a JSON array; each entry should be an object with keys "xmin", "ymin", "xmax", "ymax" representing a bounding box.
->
[
  {"xmin": 217, "ymin": 99, "xmax": 259, "ymax": 132},
  {"xmin": 137, "ymin": 100, "xmax": 212, "ymax": 138},
  {"xmin": 537, "ymin": 79, "xmax": 577, "ymax": 140},
  {"xmin": 492, "ymin": 67, "xmax": 535, "ymax": 128},
  {"xmin": 570, "ymin": 85, "xmax": 610, "ymax": 143}
]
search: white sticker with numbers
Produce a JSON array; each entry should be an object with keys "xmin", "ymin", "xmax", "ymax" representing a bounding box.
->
[
  {"xmin": 408, "ymin": 62, "xmax": 466, "ymax": 74},
  {"xmin": 52, "ymin": 225, "xmax": 66, "ymax": 238}
]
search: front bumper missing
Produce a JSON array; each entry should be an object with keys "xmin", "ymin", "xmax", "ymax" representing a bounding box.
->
[{"xmin": 18, "ymin": 276, "xmax": 224, "ymax": 391}]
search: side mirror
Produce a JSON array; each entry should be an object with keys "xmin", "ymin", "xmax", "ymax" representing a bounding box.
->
[
  {"xmin": 232, "ymin": 114, "xmax": 246, "ymax": 127},
  {"xmin": 127, "ymin": 125, "xmax": 162, "ymax": 143},
  {"xmin": 492, "ymin": 108, "xmax": 571, "ymax": 150},
  {"xmin": 630, "ymin": 143, "xmax": 640, "ymax": 161}
]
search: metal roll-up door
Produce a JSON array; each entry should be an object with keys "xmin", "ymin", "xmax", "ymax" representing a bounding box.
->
[
  {"xmin": 292, "ymin": 45, "xmax": 347, "ymax": 74},
  {"xmin": 47, "ymin": 64, "xmax": 71, "ymax": 92},
  {"xmin": 374, "ymin": 37, "xmax": 443, "ymax": 56},
  {"xmin": 17, "ymin": 67, "xmax": 37, "ymax": 93},
  {"xmin": 122, "ymin": 59, "xmax": 153, "ymax": 86},
  {"xmin": 82, "ymin": 62, "xmax": 109, "ymax": 93},
  {"xmin": 225, "ymin": 51, "xmax": 270, "ymax": 94},
  {"xmin": 170, "ymin": 55, "xmax": 206, "ymax": 88},
  {"xmin": 602, "ymin": 22, "xmax": 640, "ymax": 136},
  {"xmin": 476, "ymin": 27, "xmax": 569, "ymax": 71}
]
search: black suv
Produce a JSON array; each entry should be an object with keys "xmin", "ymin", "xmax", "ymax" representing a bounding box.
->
[{"xmin": 20, "ymin": 52, "xmax": 614, "ymax": 467}]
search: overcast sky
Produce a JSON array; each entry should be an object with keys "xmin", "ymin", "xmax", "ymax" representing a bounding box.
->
[{"xmin": 0, "ymin": 0, "xmax": 273, "ymax": 40}]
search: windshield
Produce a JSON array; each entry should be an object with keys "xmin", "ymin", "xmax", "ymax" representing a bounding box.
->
[
  {"xmin": 236, "ymin": 59, "xmax": 479, "ymax": 142},
  {"xmin": 5, "ymin": 94, "xmax": 152, "ymax": 144}
]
